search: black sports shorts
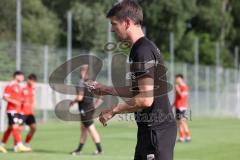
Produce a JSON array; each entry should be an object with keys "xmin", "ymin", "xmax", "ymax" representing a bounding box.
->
[
  {"xmin": 24, "ymin": 114, "xmax": 36, "ymax": 125},
  {"xmin": 134, "ymin": 124, "xmax": 177, "ymax": 160},
  {"xmin": 78, "ymin": 104, "xmax": 94, "ymax": 128},
  {"xmin": 175, "ymin": 109, "xmax": 187, "ymax": 120},
  {"xmin": 7, "ymin": 113, "xmax": 24, "ymax": 125}
]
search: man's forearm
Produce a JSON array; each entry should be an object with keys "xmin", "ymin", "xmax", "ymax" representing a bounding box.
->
[
  {"xmin": 101, "ymin": 86, "xmax": 116, "ymax": 95},
  {"xmin": 113, "ymin": 103, "xmax": 143, "ymax": 114},
  {"xmin": 3, "ymin": 97, "xmax": 20, "ymax": 106},
  {"xmin": 112, "ymin": 94, "xmax": 147, "ymax": 114},
  {"xmin": 103, "ymin": 86, "xmax": 133, "ymax": 97},
  {"xmin": 112, "ymin": 91, "xmax": 153, "ymax": 114},
  {"xmin": 175, "ymin": 85, "xmax": 183, "ymax": 98},
  {"xmin": 94, "ymin": 97, "xmax": 103, "ymax": 108}
]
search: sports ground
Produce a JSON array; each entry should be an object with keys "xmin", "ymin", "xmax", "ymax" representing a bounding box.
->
[{"xmin": 0, "ymin": 118, "xmax": 240, "ymax": 160}]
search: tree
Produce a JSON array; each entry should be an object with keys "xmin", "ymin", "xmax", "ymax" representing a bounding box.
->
[
  {"xmin": 0, "ymin": 42, "xmax": 16, "ymax": 81},
  {"xmin": 0, "ymin": 0, "xmax": 60, "ymax": 45},
  {"xmin": 175, "ymin": 31, "xmax": 196, "ymax": 63},
  {"xmin": 140, "ymin": 0, "xmax": 197, "ymax": 59},
  {"xmin": 41, "ymin": 0, "xmax": 115, "ymax": 48},
  {"xmin": 228, "ymin": 0, "xmax": 240, "ymax": 51},
  {"xmin": 22, "ymin": 0, "xmax": 60, "ymax": 45},
  {"xmin": 191, "ymin": 0, "xmax": 232, "ymax": 41},
  {"xmin": 0, "ymin": 0, "xmax": 16, "ymax": 41},
  {"xmin": 1, "ymin": 0, "xmax": 239, "ymax": 69},
  {"xmin": 70, "ymin": 2, "xmax": 108, "ymax": 52}
]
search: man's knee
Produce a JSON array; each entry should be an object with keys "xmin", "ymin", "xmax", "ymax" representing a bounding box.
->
[{"xmin": 30, "ymin": 125, "xmax": 37, "ymax": 133}]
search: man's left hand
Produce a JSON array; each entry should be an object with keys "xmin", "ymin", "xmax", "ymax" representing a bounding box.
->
[{"xmin": 99, "ymin": 107, "xmax": 115, "ymax": 127}]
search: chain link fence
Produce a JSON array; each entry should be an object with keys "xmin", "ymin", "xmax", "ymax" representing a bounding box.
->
[{"xmin": 0, "ymin": 41, "xmax": 240, "ymax": 132}]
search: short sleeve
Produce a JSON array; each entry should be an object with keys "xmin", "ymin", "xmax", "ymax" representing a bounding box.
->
[
  {"xmin": 131, "ymin": 47, "xmax": 156, "ymax": 79},
  {"xmin": 134, "ymin": 47, "xmax": 155, "ymax": 62},
  {"xmin": 3, "ymin": 85, "xmax": 11, "ymax": 98}
]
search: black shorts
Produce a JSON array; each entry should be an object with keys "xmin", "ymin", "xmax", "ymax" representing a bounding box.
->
[
  {"xmin": 134, "ymin": 125, "xmax": 177, "ymax": 160},
  {"xmin": 175, "ymin": 109, "xmax": 187, "ymax": 120},
  {"xmin": 23, "ymin": 115, "xmax": 36, "ymax": 125},
  {"xmin": 7, "ymin": 113, "xmax": 24, "ymax": 125},
  {"xmin": 78, "ymin": 105, "xmax": 94, "ymax": 128}
]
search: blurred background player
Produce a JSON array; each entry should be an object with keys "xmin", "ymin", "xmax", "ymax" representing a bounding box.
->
[
  {"xmin": 174, "ymin": 74, "xmax": 191, "ymax": 142},
  {"xmin": 20, "ymin": 74, "xmax": 37, "ymax": 150},
  {"xmin": 0, "ymin": 71, "xmax": 31, "ymax": 153},
  {"xmin": 70, "ymin": 65, "xmax": 103, "ymax": 156}
]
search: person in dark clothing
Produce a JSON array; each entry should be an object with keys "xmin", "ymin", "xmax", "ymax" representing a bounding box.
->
[
  {"xmin": 87, "ymin": 1, "xmax": 177, "ymax": 160},
  {"xmin": 70, "ymin": 65, "xmax": 103, "ymax": 156}
]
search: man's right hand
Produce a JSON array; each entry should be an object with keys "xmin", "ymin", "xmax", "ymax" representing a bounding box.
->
[
  {"xmin": 8, "ymin": 98, "xmax": 21, "ymax": 107},
  {"xmin": 14, "ymin": 100, "xmax": 21, "ymax": 107},
  {"xmin": 3, "ymin": 97, "xmax": 21, "ymax": 107}
]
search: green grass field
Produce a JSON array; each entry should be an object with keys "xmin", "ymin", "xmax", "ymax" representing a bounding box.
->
[{"xmin": 0, "ymin": 118, "xmax": 240, "ymax": 160}]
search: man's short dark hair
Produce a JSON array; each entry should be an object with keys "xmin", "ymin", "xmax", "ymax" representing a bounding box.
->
[
  {"xmin": 106, "ymin": 0, "xmax": 143, "ymax": 25},
  {"xmin": 13, "ymin": 71, "xmax": 24, "ymax": 77},
  {"xmin": 176, "ymin": 74, "xmax": 184, "ymax": 79},
  {"xmin": 28, "ymin": 73, "xmax": 37, "ymax": 81}
]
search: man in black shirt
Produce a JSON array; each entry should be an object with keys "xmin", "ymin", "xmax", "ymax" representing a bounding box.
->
[
  {"xmin": 89, "ymin": 0, "xmax": 177, "ymax": 159},
  {"xmin": 70, "ymin": 65, "xmax": 103, "ymax": 155}
]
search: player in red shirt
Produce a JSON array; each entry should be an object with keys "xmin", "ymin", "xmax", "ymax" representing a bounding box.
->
[
  {"xmin": 21, "ymin": 74, "xmax": 37, "ymax": 149},
  {"xmin": 0, "ymin": 71, "xmax": 31, "ymax": 153},
  {"xmin": 173, "ymin": 74, "xmax": 191, "ymax": 142}
]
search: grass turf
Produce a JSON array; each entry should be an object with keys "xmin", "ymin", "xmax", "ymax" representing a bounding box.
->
[{"xmin": 0, "ymin": 118, "xmax": 240, "ymax": 160}]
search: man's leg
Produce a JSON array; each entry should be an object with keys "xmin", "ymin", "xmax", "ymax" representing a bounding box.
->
[
  {"xmin": 1, "ymin": 113, "xmax": 15, "ymax": 146},
  {"xmin": 25, "ymin": 124, "xmax": 36, "ymax": 144},
  {"xmin": 11, "ymin": 114, "xmax": 31, "ymax": 152},
  {"xmin": 0, "ymin": 113, "xmax": 15, "ymax": 153},
  {"xmin": 134, "ymin": 128, "xmax": 156, "ymax": 160},
  {"xmin": 178, "ymin": 120, "xmax": 185, "ymax": 142},
  {"xmin": 83, "ymin": 107, "xmax": 103, "ymax": 154},
  {"xmin": 1, "ymin": 126, "xmax": 12, "ymax": 145},
  {"xmin": 134, "ymin": 129, "xmax": 143, "ymax": 160},
  {"xmin": 0, "ymin": 126, "xmax": 10, "ymax": 153},
  {"xmin": 11, "ymin": 124, "xmax": 22, "ymax": 146},
  {"xmin": 71, "ymin": 124, "xmax": 87, "ymax": 155},
  {"xmin": 88, "ymin": 124, "xmax": 100, "ymax": 143},
  {"xmin": 176, "ymin": 109, "xmax": 186, "ymax": 142},
  {"xmin": 153, "ymin": 125, "xmax": 177, "ymax": 160},
  {"xmin": 25, "ymin": 115, "xmax": 37, "ymax": 145},
  {"xmin": 88, "ymin": 124, "xmax": 103, "ymax": 154},
  {"xmin": 80, "ymin": 124, "xmax": 88, "ymax": 144},
  {"xmin": 182, "ymin": 119, "xmax": 191, "ymax": 141}
]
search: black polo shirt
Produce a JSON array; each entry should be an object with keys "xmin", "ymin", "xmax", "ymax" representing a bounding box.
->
[{"xmin": 129, "ymin": 37, "xmax": 175, "ymax": 128}]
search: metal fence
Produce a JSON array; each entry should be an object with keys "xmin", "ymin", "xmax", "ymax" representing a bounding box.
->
[
  {"xmin": 0, "ymin": 40, "xmax": 240, "ymax": 132},
  {"xmin": 167, "ymin": 62, "xmax": 240, "ymax": 118}
]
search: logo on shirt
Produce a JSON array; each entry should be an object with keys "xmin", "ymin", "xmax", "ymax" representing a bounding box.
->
[{"xmin": 147, "ymin": 154, "xmax": 155, "ymax": 160}]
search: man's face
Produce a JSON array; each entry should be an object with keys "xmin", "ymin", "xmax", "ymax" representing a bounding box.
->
[
  {"xmin": 175, "ymin": 77, "xmax": 182, "ymax": 85},
  {"xmin": 110, "ymin": 16, "xmax": 128, "ymax": 41},
  {"xmin": 28, "ymin": 79, "xmax": 35, "ymax": 87},
  {"xmin": 15, "ymin": 74, "xmax": 24, "ymax": 83}
]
